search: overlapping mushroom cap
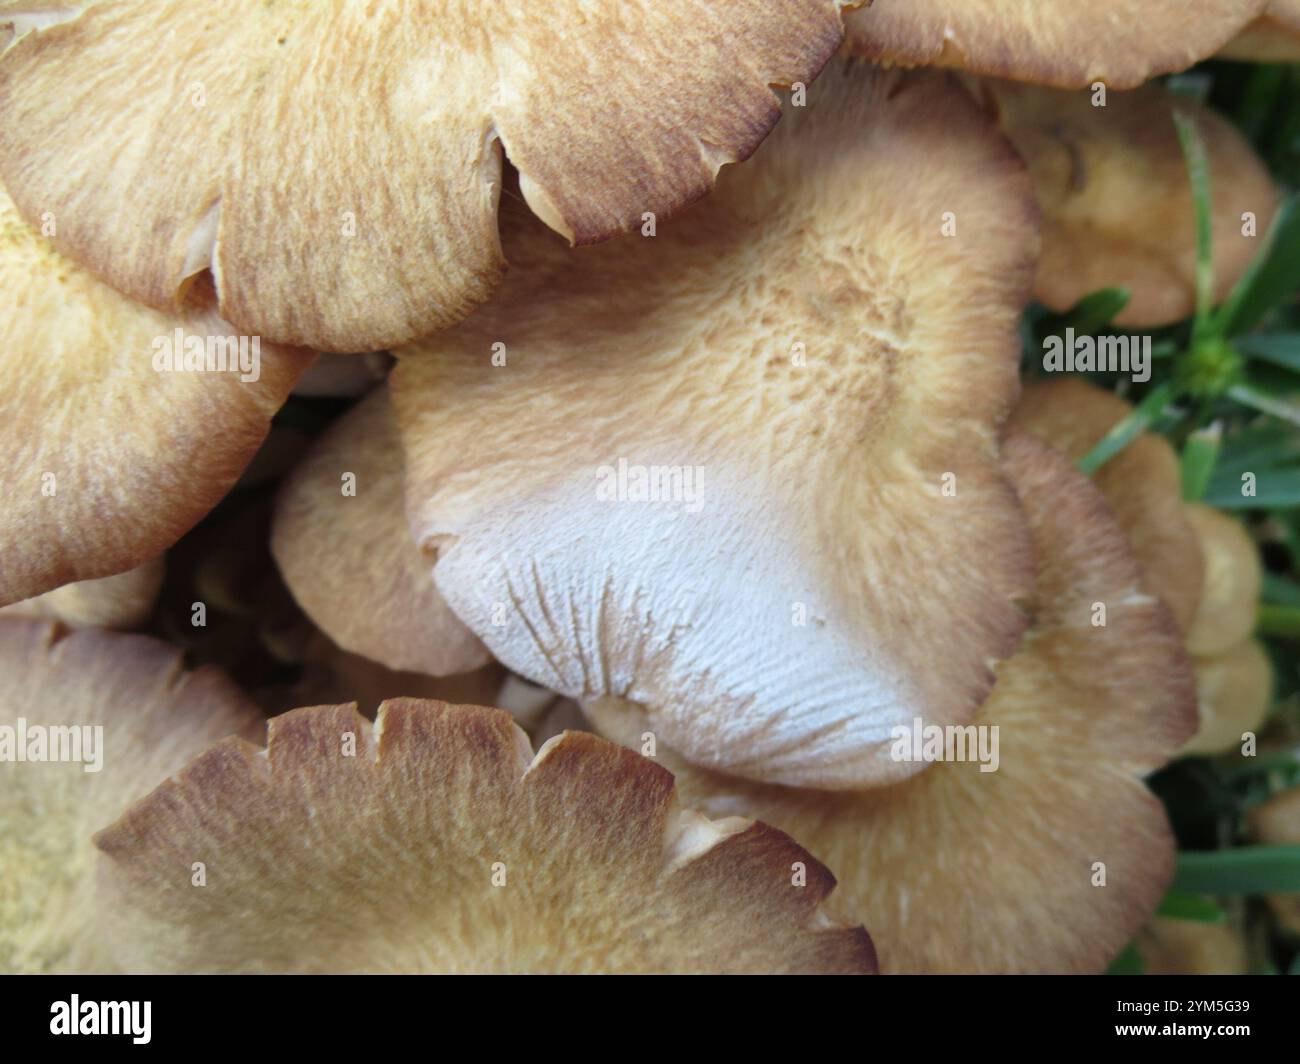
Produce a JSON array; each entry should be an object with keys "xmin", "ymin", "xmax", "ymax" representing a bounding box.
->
[
  {"xmin": 0, "ymin": 617, "xmax": 263, "ymax": 973},
  {"xmin": 0, "ymin": 183, "xmax": 312, "ymax": 606},
  {"xmin": 392, "ymin": 62, "xmax": 1039, "ymax": 790},
  {"xmin": 0, "ymin": 0, "xmax": 855, "ymax": 351},
  {"xmin": 586, "ymin": 435, "xmax": 1196, "ymax": 973},
  {"xmin": 1248, "ymin": 786, "xmax": 1300, "ymax": 934},
  {"xmin": 93, "ymin": 699, "xmax": 875, "ymax": 974},
  {"xmin": 984, "ymin": 81, "xmax": 1278, "ymax": 328},
  {"xmin": 1221, "ymin": 0, "xmax": 1300, "ymax": 60},
  {"xmin": 844, "ymin": 1, "xmax": 1265, "ymax": 88},
  {"xmin": 272, "ymin": 387, "xmax": 488, "ymax": 677},
  {"xmin": 0, "ymin": 556, "xmax": 163, "ymax": 630}
]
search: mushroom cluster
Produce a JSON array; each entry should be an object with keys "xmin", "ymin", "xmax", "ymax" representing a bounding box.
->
[{"xmin": 2, "ymin": 5, "xmax": 1297, "ymax": 976}]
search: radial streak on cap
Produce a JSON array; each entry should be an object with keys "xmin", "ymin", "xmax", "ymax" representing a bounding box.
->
[
  {"xmin": 391, "ymin": 62, "xmax": 1039, "ymax": 791},
  {"xmin": 983, "ymin": 80, "xmax": 1279, "ymax": 328},
  {"xmin": 844, "ymin": 0, "xmax": 1266, "ymax": 89},
  {"xmin": 1009, "ymin": 377, "xmax": 1204, "ymax": 633},
  {"xmin": 586, "ymin": 435, "xmax": 1196, "ymax": 973},
  {"xmin": 0, "ymin": 618, "xmax": 263, "ymax": 973},
  {"xmin": 0, "ymin": 184, "xmax": 313, "ymax": 606},
  {"xmin": 0, "ymin": 555, "xmax": 164, "ymax": 630},
  {"xmin": 0, "ymin": 0, "xmax": 853, "ymax": 351},
  {"xmin": 93, "ymin": 699, "xmax": 875, "ymax": 974},
  {"xmin": 272, "ymin": 387, "xmax": 488, "ymax": 677}
]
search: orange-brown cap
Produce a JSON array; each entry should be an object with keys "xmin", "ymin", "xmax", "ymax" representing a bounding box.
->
[
  {"xmin": 1185, "ymin": 503, "xmax": 1263, "ymax": 657},
  {"xmin": 392, "ymin": 62, "xmax": 1039, "ymax": 790},
  {"xmin": 1220, "ymin": 1, "xmax": 1300, "ymax": 60},
  {"xmin": 1247, "ymin": 786, "xmax": 1300, "ymax": 934},
  {"xmin": 93, "ymin": 699, "xmax": 875, "ymax": 974},
  {"xmin": 0, "ymin": 2, "xmax": 856, "ymax": 351},
  {"xmin": 1184, "ymin": 639, "xmax": 1274, "ymax": 756},
  {"xmin": 0, "ymin": 555, "xmax": 164, "ymax": 630}
]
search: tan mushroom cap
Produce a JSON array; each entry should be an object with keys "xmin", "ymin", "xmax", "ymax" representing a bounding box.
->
[
  {"xmin": 1137, "ymin": 916, "xmax": 1250, "ymax": 975},
  {"xmin": 984, "ymin": 81, "xmax": 1279, "ymax": 328},
  {"xmin": 587, "ymin": 435, "xmax": 1196, "ymax": 973},
  {"xmin": 1247, "ymin": 786, "xmax": 1300, "ymax": 935},
  {"xmin": 1010, "ymin": 377, "xmax": 1204, "ymax": 633},
  {"xmin": 1184, "ymin": 640, "xmax": 1273, "ymax": 756},
  {"xmin": 0, "ymin": 1, "xmax": 853, "ymax": 352},
  {"xmin": 1220, "ymin": 1, "xmax": 1300, "ymax": 60},
  {"xmin": 272, "ymin": 387, "xmax": 489, "ymax": 677},
  {"xmin": 0, "ymin": 555, "xmax": 163, "ymax": 630},
  {"xmin": 0, "ymin": 618, "xmax": 263, "ymax": 973},
  {"xmin": 844, "ymin": 1, "xmax": 1265, "ymax": 89},
  {"xmin": 0, "ymin": 183, "xmax": 312, "ymax": 606},
  {"xmin": 93, "ymin": 699, "xmax": 875, "ymax": 974},
  {"xmin": 392, "ymin": 62, "xmax": 1038, "ymax": 790},
  {"xmin": 1185, "ymin": 504, "xmax": 1263, "ymax": 657}
]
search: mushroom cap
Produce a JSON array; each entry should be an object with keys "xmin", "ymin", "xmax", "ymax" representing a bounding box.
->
[
  {"xmin": 272, "ymin": 387, "xmax": 489, "ymax": 677},
  {"xmin": 1184, "ymin": 639, "xmax": 1273, "ymax": 756},
  {"xmin": 1010, "ymin": 377, "xmax": 1205, "ymax": 633},
  {"xmin": 985, "ymin": 80, "xmax": 1279, "ymax": 328},
  {"xmin": 844, "ymin": 1, "xmax": 1266, "ymax": 89},
  {"xmin": 0, "ymin": 555, "xmax": 164, "ymax": 630},
  {"xmin": 587, "ymin": 434, "xmax": 1196, "ymax": 973},
  {"xmin": 1220, "ymin": 2, "xmax": 1300, "ymax": 60},
  {"xmin": 1185, "ymin": 503, "xmax": 1263, "ymax": 657},
  {"xmin": 0, "ymin": 1, "xmax": 852, "ymax": 351},
  {"xmin": 1137, "ymin": 915, "xmax": 1250, "ymax": 974},
  {"xmin": 392, "ymin": 62, "xmax": 1038, "ymax": 790},
  {"xmin": 0, "ymin": 183, "xmax": 312, "ymax": 606},
  {"xmin": 93, "ymin": 699, "xmax": 875, "ymax": 974},
  {"xmin": 1247, "ymin": 786, "xmax": 1300, "ymax": 935},
  {"xmin": 0, "ymin": 618, "xmax": 263, "ymax": 973}
]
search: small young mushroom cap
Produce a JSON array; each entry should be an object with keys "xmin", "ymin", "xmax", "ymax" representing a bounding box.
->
[
  {"xmin": 0, "ymin": 183, "xmax": 312, "ymax": 606},
  {"xmin": 984, "ymin": 80, "xmax": 1279, "ymax": 327},
  {"xmin": 0, "ymin": 1, "xmax": 853, "ymax": 351},
  {"xmin": 0, "ymin": 554, "xmax": 163, "ymax": 630},
  {"xmin": 0, "ymin": 618, "xmax": 263, "ymax": 973},
  {"xmin": 1137, "ymin": 915, "xmax": 1250, "ymax": 974},
  {"xmin": 1247, "ymin": 786, "xmax": 1300, "ymax": 935},
  {"xmin": 843, "ymin": 1, "xmax": 1266, "ymax": 89},
  {"xmin": 93, "ymin": 699, "xmax": 875, "ymax": 974},
  {"xmin": 1184, "ymin": 504, "xmax": 1263, "ymax": 657},
  {"xmin": 1220, "ymin": 1, "xmax": 1300, "ymax": 60},
  {"xmin": 392, "ymin": 62, "xmax": 1039, "ymax": 790},
  {"xmin": 586, "ymin": 434, "xmax": 1196, "ymax": 973},
  {"xmin": 1009, "ymin": 377, "xmax": 1204, "ymax": 633},
  {"xmin": 272, "ymin": 387, "xmax": 489, "ymax": 677},
  {"xmin": 291, "ymin": 353, "xmax": 391, "ymax": 400},
  {"xmin": 1183, "ymin": 639, "xmax": 1273, "ymax": 756}
]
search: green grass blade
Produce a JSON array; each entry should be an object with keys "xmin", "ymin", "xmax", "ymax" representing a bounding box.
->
[{"xmin": 1173, "ymin": 845, "xmax": 1300, "ymax": 894}]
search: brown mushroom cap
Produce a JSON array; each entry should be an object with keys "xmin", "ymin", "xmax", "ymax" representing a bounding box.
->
[
  {"xmin": 985, "ymin": 80, "xmax": 1279, "ymax": 327},
  {"xmin": 272, "ymin": 387, "xmax": 489, "ymax": 677},
  {"xmin": 1247, "ymin": 786, "xmax": 1300, "ymax": 935},
  {"xmin": 1010, "ymin": 377, "xmax": 1205, "ymax": 633},
  {"xmin": 392, "ymin": 62, "xmax": 1038, "ymax": 790},
  {"xmin": 586, "ymin": 434, "xmax": 1196, "ymax": 973},
  {"xmin": 0, "ymin": 183, "xmax": 312, "ymax": 606},
  {"xmin": 844, "ymin": 1, "xmax": 1266, "ymax": 89},
  {"xmin": 1184, "ymin": 639, "xmax": 1274, "ymax": 756},
  {"xmin": 1137, "ymin": 915, "xmax": 1250, "ymax": 974},
  {"xmin": 0, "ymin": 618, "xmax": 263, "ymax": 973},
  {"xmin": 93, "ymin": 699, "xmax": 874, "ymax": 974},
  {"xmin": 1220, "ymin": 1, "xmax": 1300, "ymax": 60},
  {"xmin": 1185, "ymin": 503, "xmax": 1263, "ymax": 657},
  {"xmin": 0, "ymin": 555, "xmax": 163, "ymax": 630},
  {"xmin": 0, "ymin": 1, "xmax": 853, "ymax": 351}
]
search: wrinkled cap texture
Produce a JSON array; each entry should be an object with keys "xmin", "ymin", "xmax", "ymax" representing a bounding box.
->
[
  {"xmin": 986, "ymin": 80, "xmax": 1278, "ymax": 327},
  {"xmin": 93, "ymin": 699, "xmax": 875, "ymax": 974},
  {"xmin": 0, "ymin": 183, "xmax": 312, "ymax": 606},
  {"xmin": 586, "ymin": 435, "xmax": 1196, "ymax": 973},
  {"xmin": 0, "ymin": 0, "xmax": 854, "ymax": 351},
  {"xmin": 392, "ymin": 62, "xmax": 1039, "ymax": 791},
  {"xmin": 1010, "ymin": 377, "xmax": 1205, "ymax": 632},
  {"xmin": 0, "ymin": 618, "xmax": 263, "ymax": 973},
  {"xmin": 844, "ymin": 0, "xmax": 1266, "ymax": 88},
  {"xmin": 272, "ymin": 387, "xmax": 489, "ymax": 677}
]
